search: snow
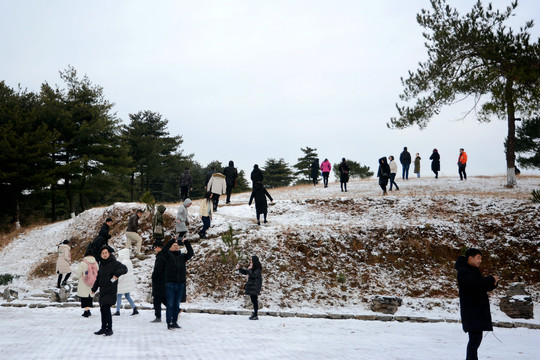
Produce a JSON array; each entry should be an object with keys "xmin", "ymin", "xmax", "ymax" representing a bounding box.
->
[{"xmin": 0, "ymin": 306, "xmax": 538, "ymax": 360}]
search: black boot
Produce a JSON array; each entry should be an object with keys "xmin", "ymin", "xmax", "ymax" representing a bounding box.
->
[{"xmin": 94, "ymin": 329, "xmax": 106, "ymax": 335}]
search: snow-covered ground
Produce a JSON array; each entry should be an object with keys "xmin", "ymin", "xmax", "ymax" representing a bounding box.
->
[{"xmin": 0, "ymin": 306, "xmax": 538, "ymax": 360}]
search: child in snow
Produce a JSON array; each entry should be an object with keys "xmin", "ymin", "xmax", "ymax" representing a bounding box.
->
[
  {"xmin": 56, "ymin": 240, "xmax": 71, "ymax": 288},
  {"xmin": 114, "ymin": 249, "xmax": 139, "ymax": 316},
  {"xmin": 91, "ymin": 245, "xmax": 127, "ymax": 336},
  {"xmin": 76, "ymin": 249, "xmax": 99, "ymax": 317},
  {"xmin": 236, "ymin": 255, "xmax": 263, "ymax": 320},
  {"xmin": 198, "ymin": 192, "xmax": 213, "ymax": 239},
  {"xmin": 248, "ymin": 182, "xmax": 273, "ymax": 225}
]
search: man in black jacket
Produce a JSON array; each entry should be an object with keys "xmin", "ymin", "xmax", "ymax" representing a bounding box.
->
[
  {"xmin": 455, "ymin": 248, "xmax": 499, "ymax": 360},
  {"xmin": 89, "ymin": 218, "xmax": 113, "ymax": 264},
  {"xmin": 222, "ymin": 160, "xmax": 238, "ymax": 204},
  {"xmin": 151, "ymin": 240, "xmax": 167, "ymax": 323},
  {"xmin": 162, "ymin": 235, "xmax": 194, "ymax": 330},
  {"xmin": 399, "ymin": 147, "xmax": 411, "ymax": 180}
]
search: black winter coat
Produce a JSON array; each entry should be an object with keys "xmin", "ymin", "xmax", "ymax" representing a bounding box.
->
[
  {"xmin": 377, "ymin": 158, "xmax": 390, "ymax": 186},
  {"xmin": 339, "ymin": 162, "xmax": 350, "ymax": 183},
  {"xmin": 400, "ymin": 150, "xmax": 411, "ymax": 165},
  {"xmin": 223, "ymin": 166, "xmax": 238, "ymax": 187},
  {"xmin": 152, "ymin": 251, "xmax": 167, "ymax": 298},
  {"xmin": 162, "ymin": 239, "xmax": 194, "ymax": 283},
  {"xmin": 91, "ymin": 254, "xmax": 128, "ymax": 305},
  {"xmin": 89, "ymin": 223, "xmax": 111, "ymax": 262},
  {"xmin": 310, "ymin": 160, "xmax": 319, "ymax": 179},
  {"xmin": 249, "ymin": 184, "xmax": 273, "ymax": 214},
  {"xmin": 430, "ymin": 152, "xmax": 440, "ymax": 172},
  {"xmin": 238, "ymin": 267, "xmax": 262, "ymax": 296},
  {"xmin": 250, "ymin": 168, "xmax": 264, "ymax": 184},
  {"xmin": 455, "ymin": 256, "xmax": 497, "ymax": 332}
]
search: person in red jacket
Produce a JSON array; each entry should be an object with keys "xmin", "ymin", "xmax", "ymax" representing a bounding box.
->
[
  {"xmin": 458, "ymin": 148, "xmax": 468, "ymax": 180},
  {"xmin": 320, "ymin": 158, "xmax": 332, "ymax": 188}
]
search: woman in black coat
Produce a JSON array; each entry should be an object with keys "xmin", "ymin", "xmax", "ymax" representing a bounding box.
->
[
  {"xmin": 91, "ymin": 245, "xmax": 128, "ymax": 336},
  {"xmin": 429, "ymin": 149, "xmax": 441, "ymax": 179},
  {"xmin": 338, "ymin": 158, "xmax": 350, "ymax": 192},
  {"xmin": 455, "ymin": 248, "xmax": 498, "ymax": 360},
  {"xmin": 377, "ymin": 157, "xmax": 390, "ymax": 195},
  {"xmin": 236, "ymin": 255, "xmax": 263, "ymax": 320},
  {"xmin": 310, "ymin": 158, "xmax": 319, "ymax": 186},
  {"xmin": 249, "ymin": 182, "xmax": 273, "ymax": 225}
]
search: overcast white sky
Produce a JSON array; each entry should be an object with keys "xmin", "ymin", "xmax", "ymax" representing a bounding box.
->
[{"xmin": 2, "ymin": 0, "xmax": 539, "ymax": 179}]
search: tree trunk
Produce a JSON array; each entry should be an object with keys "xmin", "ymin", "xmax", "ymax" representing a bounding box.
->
[
  {"xmin": 130, "ymin": 173, "xmax": 135, "ymax": 202},
  {"xmin": 15, "ymin": 190, "xmax": 21, "ymax": 229},
  {"xmin": 505, "ymin": 80, "xmax": 517, "ymax": 187},
  {"xmin": 51, "ymin": 183, "xmax": 56, "ymax": 222},
  {"xmin": 65, "ymin": 176, "xmax": 75, "ymax": 218},
  {"xmin": 79, "ymin": 176, "xmax": 86, "ymax": 212}
]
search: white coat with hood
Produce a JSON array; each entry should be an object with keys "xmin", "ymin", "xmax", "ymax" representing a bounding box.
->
[
  {"xmin": 116, "ymin": 249, "xmax": 136, "ymax": 294},
  {"xmin": 176, "ymin": 199, "xmax": 192, "ymax": 233},
  {"xmin": 56, "ymin": 244, "xmax": 71, "ymax": 274},
  {"xmin": 76, "ymin": 255, "xmax": 98, "ymax": 297},
  {"xmin": 207, "ymin": 172, "xmax": 227, "ymax": 195}
]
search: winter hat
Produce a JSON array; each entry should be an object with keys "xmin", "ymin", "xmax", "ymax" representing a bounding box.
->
[
  {"xmin": 184, "ymin": 198, "xmax": 192, "ymax": 207},
  {"xmin": 465, "ymin": 248, "xmax": 482, "ymax": 259}
]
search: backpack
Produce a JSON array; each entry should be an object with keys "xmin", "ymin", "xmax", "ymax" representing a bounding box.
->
[{"xmin": 82, "ymin": 260, "xmax": 98, "ymax": 287}]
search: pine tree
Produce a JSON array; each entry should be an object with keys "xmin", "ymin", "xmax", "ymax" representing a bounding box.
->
[
  {"xmin": 293, "ymin": 146, "xmax": 318, "ymax": 181},
  {"xmin": 513, "ymin": 117, "xmax": 540, "ymax": 169},
  {"xmin": 233, "ymin": 170, "xmax": 251, "ymax": 193},
  {"xmin": 263, "ymin": 158, "xmax": 294, "ymax": 188},
  {"xmin": 332, "ymin": 159, "xmax": 374, "ymax": 180}
]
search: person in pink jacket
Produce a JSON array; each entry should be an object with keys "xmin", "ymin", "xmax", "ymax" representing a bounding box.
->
[{"xmin": 320, "ymin": 159, "xmax": 332, "ymax": 188}]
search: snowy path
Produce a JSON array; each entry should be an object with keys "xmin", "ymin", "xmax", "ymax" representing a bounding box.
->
[{"xmin": 1, "ymin": 307, "xmax": 538, "ymax": 360}]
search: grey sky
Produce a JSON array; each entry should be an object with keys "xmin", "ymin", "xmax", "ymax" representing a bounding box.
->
[{"xmin": 2, "ymin": 0, "xmax": 539, "ymax": 180}]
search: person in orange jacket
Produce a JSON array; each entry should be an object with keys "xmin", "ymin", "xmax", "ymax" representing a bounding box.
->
[{"xmin": 458, "ymin": 148, "xmax": 467, "ymax": 180}]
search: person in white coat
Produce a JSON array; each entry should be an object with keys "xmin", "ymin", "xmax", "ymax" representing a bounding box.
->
[
  {"xmin": 76, "ymin": 250, "xmax": 99, "ymax": 317},
  {"xmin": 114, "ymin": 249, "xmax": 139, "ymax": 316},
  {"xmin": 206, "ymin": 172, "xmax": 227, "ymax": 211},
  {"xmin": 388, "ymin": 155, "xmax": 400, "ymax": 191},
  {"xmin": 56, "ymin": 240, "xmax": 71, "ymax": 288}
]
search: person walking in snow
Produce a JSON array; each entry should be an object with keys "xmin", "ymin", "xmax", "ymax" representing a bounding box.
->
[
  {"xmin": 88, "ymin": 217, "xmax": 113, "ymax": 264},
  {"xmin": 207, "ymin": 172, "xmax": 227, "ymax": 211},
  {"xmin": 388, "ymin": 155, "xmax": 399, "ymax": 191},
  {"xmin": 458, "ymin": 148, "xmax": 468, "ymax": 180},
  {"xmin": 223, "ymin": 160, "xmax": 238, "ymax": 204},
  {"xmin": 114, "ymin": 249, "xmax": 139, "ymax": 316},
  {"xmin": 162, "ymin": 235, "xmax": 194, "ymax": 330},
  {"xmin": 76, "ymin": 249, "xmax": 98, "ymax": 317},
  {"xmin": 455, "ymin": 248, "xmax": 499, "ymax": 360},
  {"xmin": 236, "ymin": 255, "xmax": 263, "ymax": 320},
  {"xmin": 91, "ymin": 245, "xmax": 128, "ymax": 336},
  {"xmin": 310, "ymin": 158, "xmax": 319, "ymax": 186},
  {"xmin": 414, "ymin": 153, "xmax": 421, "ymax": 178},
  {"xmin": 198, "ymin": 192, "xmax": 213, "ymax": 239},
  {"xmin": 400, "ymin": 147, "xmax": 412, "ymax": 180},
  {"xmin": 250, "ymin": 164, "xmax": 264, "ymax": 187},
  {"xmin": 249, "ymin": 182, "xmax": 273, "ymax": 225},
  {"xmin": 320, "ymin": 158, "xmax": 332, "ymax": 188},
  {"xmin": 153, "ymin": 205, "xmax": 166, "ymax": 241},
  {"xmin": 56, "ymin": 240, "xmax": 71, "ymax": 288},
  {"xmin": 176, "ymin": 198, "xmax": 192, "ymax": 240},
  {"xmin": 125, "ymin": 209, "xmax": 144, "ymax": 257},
  {"xmin": 151, "ymin": 240, "xmax": 167, "ymax": 323},
  {"xmin": 338, "ymin": 158, "xmax": 350, "ymax": 192},
  {"xmin": 179, "ymin": 167, "xmax": 193, "ymax": 201},
  {"xmin": 377, "ymin": 157, "xmax": 391, "ymax": 195},
  {"xmin": 430, "ymin": 149, "xmax": 440, "ymax": 179}
]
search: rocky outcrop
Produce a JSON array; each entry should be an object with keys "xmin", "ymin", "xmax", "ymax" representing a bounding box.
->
[
  {"xmin": 370, "ymin": 296, "xmax": 402, "ymax": 315},
  {"xmin": 499, "ymin": 283, "xmax": 534, "ymax": 319}
]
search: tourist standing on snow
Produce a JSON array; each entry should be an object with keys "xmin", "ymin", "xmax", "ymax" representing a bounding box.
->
[
  {"xmin": 76, "ymin": 249, "xmax": 98, "ymax": 317},
  {"xmin": 430, "ymin": 149, "xmax": 440, "ymax": 179},
  {"xmin": 179, "ymin": 168, "xmax": 193, "ymax": 201},
  {"xmin": 377, "ymin": 157, "xmax": 390, "ymax": 195},
  {"xmin": 455, "ymin": 248, "xmax": 499, "ymax": 360},
  {"xmin": 114, "ymin": 249, "xmax": 139, "ymax": 316},
  {"xmin": 400, "ymin": 147, "xmax": 411, "ymax": 180},
  {"xmin": 89, "ymin": 217, "xmax": 113, "ymax": 264},
  {"xmin": 236, "ymin": 255, "xmax": 263, "ymax": 320},
  {"xmin": 207, "ymin": 172, "xmax": 227, "ymax": 211},
  {"xmin": 151, "ymin": 240, "xmax": 167, "ymax": 323},
  {"xmin": 249, "ymin": 182, "xmax": 273, "ymax": 225},
  {"xmin": 198, "ymin": 192, "xmax": 213, "ymax": 239},
  {"xmin": 176, "ymin": 198, "xmax": 192, "ymax": 240},
  {"xmin": 223, "ymin": 160, "xmax": 238, "ymax": 204},
  {"xmin": 320, "ymin": 158, "xmax": 332, "ymax": 188},
  {"xmin": 338, "ymin": 158, "xmax": 350, "ymax": 192},
  {"xmin": 310, "ymin": 158, "xmax": 319, "ymax": 186},
  {"xmin": 388, "ymin": 155, "xmax": 399, "ymax": 191},
  {"xmin": 414, "ymin": 153, "xmax": 421, "ymax": 178},
  {"xmin": 250, "ymin": 164, "xmax": 264, "ymax": 187},
  {"xmin": 458, "ymin": 148, "xmax": 468, "ymax": 180},
  {"xmin": 153, "ymin": 205, "xmax": 166, "ymax": 241},
  {"xmin": 91, "ymin": 245, "xmax": 128, "ymax": 336},
  {"xmin": 56, "ymin": 240, "xmax": 71, "ymax": 288},
  {"xmin": 125, "ymin": 209, "xmax": 144, "ymax": 257},
  {"xmin": 162, "ymin": 235, "xmax": 194, "ymax": 330}
]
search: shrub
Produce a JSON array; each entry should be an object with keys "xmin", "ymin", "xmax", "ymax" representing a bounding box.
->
[
  {"xmin": 531, "ymin": 189, "xmax": 540, "ymax": 203},
  {"xmin": 0, "ymin": 273, "xmax": 14, "ymax": 286},
  {"xmin": 219, "ymin": 226, "xmax": 245, "ymax": 264}
]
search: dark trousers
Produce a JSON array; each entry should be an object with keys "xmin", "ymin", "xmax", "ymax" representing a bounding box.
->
[
  {"xmin": 256, "ymin": 210, "xmax": 267, "ymax": 222},
  {"xmin": 466, "ymin": 331, "xmax": 482, "ymax": 360},
  {"xmin": 433, "ymin": 169, "xmax": 439, "ymax": 178},
  {"xmin": 226, "ymin": 184, "xmax": 233, "ymax": 203},
  {"xmin": 322, "ymin": 172, "xmax": 329, "ymax": 187},
  {"xmin": 200, "ymin": 216, "xmax": 211, "ymax": 236},
  {"xmin": 57, "ymin": 273, "xmax": 71, "ymax": 287},
  {"xmin": 250, "ymin": 295, "xmax": 259, "ymax": 316},
  {"xmin": 389, "ymin": 173, "xmax": 399, "ymax": 190},
  {"xmin": 180, "ymin": 186, "xmax": 189, "ymax": 201},
  {"xmin": 459, "ymin": 164, "xmax": 467, "ymax": 180},
  {"xmin": 340, "ymin": 182, "xmax": 347, "ymax": 191},
  {"xmin": 402, "ymin": 164, "xmax": 410, "ymax": 179},
  {"xmin": 312, "ymin": 176, "xmax": 317, "ymax": 185},
  {"xmin": 100, "ymin": 304, "xmax": 112, "ymax": 330},
  {"xmin": 153, "ymin": 295, "xmax": 167, "ymax": 319},
  {"xmin": 212, "ymin": 194, "xmax": 220, "ymax": 211},
  {"xmin": 166, "ymin": 282, "xmax": 185, "ymax": 325}
]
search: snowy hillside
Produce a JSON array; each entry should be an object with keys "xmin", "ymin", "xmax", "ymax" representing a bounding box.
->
[{"xmin": 1, "ymin": 176, "xmax": 539, "ymax": 324}]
